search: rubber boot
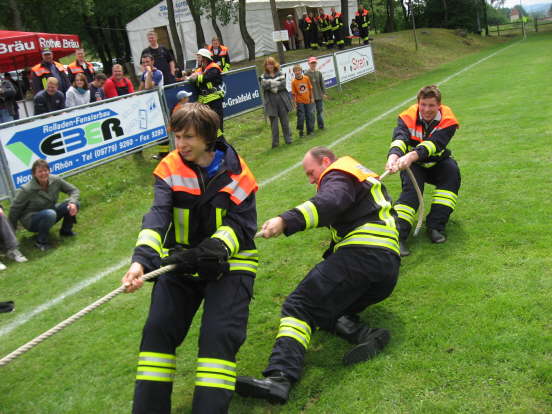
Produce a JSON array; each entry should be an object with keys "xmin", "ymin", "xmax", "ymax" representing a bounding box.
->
[
  {"xmin": 428, "ymin": 228, "xmax": 446, "ymax": 243},
  {"xmin": 236, "ymin": 371, "xmax": 292, "ymax": 404},
  {"xmin": 399, "ymin": 238, "xmax": 410, "ymax": 257},
  {"xmin": 335, "ymin": 314, "xmax": 373, "ymax": 344}
]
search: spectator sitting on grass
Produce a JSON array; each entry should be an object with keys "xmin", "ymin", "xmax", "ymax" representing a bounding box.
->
[
  {"xmin": 9, "ymin": 160, "xmax": 80, "ymax": 251},
  {"xmin": 0, "ymin": 204, "xmax": 27, "ymax": 271}
]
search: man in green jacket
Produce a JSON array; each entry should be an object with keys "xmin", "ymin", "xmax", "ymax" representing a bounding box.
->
[{"xmin": 9, "ymin": 159, "xmax": 80, "ymax": 251}]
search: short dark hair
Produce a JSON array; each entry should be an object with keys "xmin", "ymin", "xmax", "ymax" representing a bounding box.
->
[
  {"xmin": 308, "ymin": 146, "xmax": 337, "ymax": 163},
  {"xmin": 94, "ymin": 72, "xmax": 107, "ymax": 81},
  {"xmin": 32, "ymin": 159, "xmax": 50, "ymax": 175},
  {"xmin": 417, "ymin": 85, "xmax": 441, "ymax": 103},
  {"xmin": 141, "ymin": 53, "xmax": 154, "ymax": 63},
  {"xmin": 170, "ymin": 103, "xmax": 220, "ymax": 151}
]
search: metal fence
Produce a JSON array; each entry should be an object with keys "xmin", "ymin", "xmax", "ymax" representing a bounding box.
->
[
  {"xmin": 488, "ymin": 18, "xmax": 552, "ymax": 36},
  {"xmin": 0, "ymin": 44, "xmax": 376, "ymax": 201}
]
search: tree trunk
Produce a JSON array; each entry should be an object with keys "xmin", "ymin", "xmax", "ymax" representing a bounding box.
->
[
  {"xmin": 475, "ymin": 0, "xmax": 481, "ymax": 33},
  {"xmin": 481, "ymin": 0, "xmax": 489, "ymax": 35},
  {"xmin": 370, "ymin": 0, "xmax": 377, "ymax": 32},
  {"xmin": 269, "ymin": 0, "xmax": 285, "ymax": 63},
  {"xmin": 94, "ymin": 16, "xmax": 113, "ymax": 72},
  {"xmin": 400, "ymin": 0, "xmax": 409, "ymax": 27},
  {"xmin": 238, "ymin": 0, "xmax": 255, "ymax": 60},
  {"xmin": 8, "ymin": 0, "xmax": 24, "ymax": 31},
  {"xmin": 384, "ymin": 0, "xmax": 396, "ymax": 33},
  {"xmin": 167, "ymin": 0, "xmax": 185, "ymax": 66},
  {"xmin": 83, "ymin": 15, "xmax": 109, "ymax": 70},
  {"xmin": 442, "ymin": 0, "xmax": 449, "ymax": 27},
  {"xmin": 341, "ymin": 0, "xmax": 350, "ymax": 36},
  {"xmin": 209, "ymin": 0, "xmax": 224, "ymax": 44},
  {"xmin": 187, "ymin": 0, "xmax": 206, "ymax": 49},
  {"xmin": 107, "ymin": 16, "xmax": 125, "ymax": 62}
]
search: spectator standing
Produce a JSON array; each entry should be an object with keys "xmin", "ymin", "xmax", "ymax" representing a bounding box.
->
[
  {"xmin": 139, "ymin": 54, "xmax": 164, "ymax": 91},
  {"xmin": 261, "ymin": 57, "xmax": 292, "ymax": 148},
  {"xmin": 208, "ymin": 37, "xmax": 231, "ymax": 72},
  {"xmin": 103, "ymin": 64, "xmax": 134, "ymax": 98},
  {"xmin": 0, "ymin": 74, "xmax": 17, "ymax": 123},
  {"xmin": 33, "ymin": 77, "xmax": 65, "ymax": 115},
  {"xmin": 67, "ymin": 48, "xmax": 96, "ymax": 83},
  {"xmin": 4, "ymin": 72, "xmax": 22, "ymax": 120},
  {"xmin": 284, "ymin": 15, "xmax": 297, "ymax": 50},
  {"xmin": 141, "ymin": 30, "xmax": 176, "ymax": 85},
  {"xmin": 305, "ymin": 57, "xmax": 327, "ymax": 130},
  {"xmin": 291, "ymin": 65, "xmax": 314, "ymax": 137},
  {"xmin": 89, "ymin": 73, "xmax": 107, "ymax": 102},
  {"xmin": 31, "ymin": 48, "xmax": 70, "ymax": 94},
  {"xmin": 0, "ymin": 204, "xmax": 27, "ymax": 270},
  {"xmin": 9, "ymin": 160, "xmax": 80, "ymax": 251},
  {"xmin": 65, "ymin": 73, "xmax": 90, "ymax": 108}
]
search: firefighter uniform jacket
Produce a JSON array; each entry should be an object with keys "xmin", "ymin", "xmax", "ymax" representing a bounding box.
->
[
  {"xmin": 280, "ymin": 156, "xmax": 400, "ymax": 256},
  {"xmin": 208, "ymin": 45, "xmax": 231, "ymax": 72},
  {"xmin": 133, "ymin": 138, "xmax": 258, "ymax": 276},
  {"xmin": 194, "ymin": 61, "xmax": 225, "ymax": 105},
  {"xmin": 355, "ymin": 9, "xmax": 371, "ymax": 42},
  {"xmin": 31, "ymin": 61, "xmax": 70, "ymax": 93},
  {"xmin": 67, "ymin": 60, "xmax": 95, "ymax": 83},
  {"xmin": 305, "ymin": 17, "xmax": 319, "ymax": 48},
  {"xmin": 388, "ymin": 104, "xmax": 459, "ymax": 168}
]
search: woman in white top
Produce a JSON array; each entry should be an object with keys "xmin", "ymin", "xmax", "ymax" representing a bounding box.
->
[{"xmin": 65, "ymin": 73, "xmax": 91, "ymax": 107}]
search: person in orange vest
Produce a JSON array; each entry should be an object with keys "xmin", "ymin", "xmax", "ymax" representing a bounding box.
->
[
  {"xmin": 67, "ymin": 48, "xmax": 95, "ymax": 84},
  {"xmin": 354, "ymin": 6, "xmax": 371, "ymax": 45},
  {"xmin": 122, "ymin": 102, "xmax": 258, "ymax": 414},
  {"xmin": 207, "ymin": 37, "xmax": 231, "ymax": 72},
  {"xmin": 330, "ymin": 7, "xmax": 345, "ymax": 50},
  {"xmin": 317, "ymin": 9, "xmax": 332, "ymax": 48},
  {"xmin": 235, "ymin": 146, "xmax": 399, "ymax": 404},
  {"xmin": 385, "ymin": 85, "xmax": 461, "ymax": 256},
  {"xmin": 187, "ymin": 48, "xmax": 225, "ymax": 130},
  {"xmin": 31, "ymin": 48, "xmax": 70, "ymax": 94}
]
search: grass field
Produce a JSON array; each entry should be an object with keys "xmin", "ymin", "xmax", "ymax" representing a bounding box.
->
[{"xmin": 1, "ymin": 30, "xmax": 551, "ymax": 413}]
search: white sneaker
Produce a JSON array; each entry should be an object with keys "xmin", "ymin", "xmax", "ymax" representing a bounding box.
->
[
  {"xmin": 6, "ymin": 249, "xmax": 28, "ymax": 263},
  {"xmin": 0, "ymin": 261, "xmax": 6, "ymax": 271}
]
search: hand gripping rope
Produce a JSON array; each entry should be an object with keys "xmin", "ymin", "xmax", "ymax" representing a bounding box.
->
[
  {"xmin": 379, "ymin": 167, "xmax": 424, "ymax": 237},
  {"xmin": 0, "ymin": 265, "xmax": 176, "ymax": 367}
]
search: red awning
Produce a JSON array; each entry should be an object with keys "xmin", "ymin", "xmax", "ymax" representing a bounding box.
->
[{"xmin": 0, "ymin": 30, "xmax": 81, "ymax": 72}]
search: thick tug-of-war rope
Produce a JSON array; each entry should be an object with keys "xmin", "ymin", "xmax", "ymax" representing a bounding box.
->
[
  {"xmin": 0, "ymin": 264, "xmax": 176, "ymax": 367},
  {"xmin": 379, "ymin": 167, "xmax": 424, "ymax": 237}
]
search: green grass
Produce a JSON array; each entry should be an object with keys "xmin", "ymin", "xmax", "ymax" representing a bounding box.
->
[{"xmin": 1, "ymin": 30, "xmax": 551, "ymax": 413}]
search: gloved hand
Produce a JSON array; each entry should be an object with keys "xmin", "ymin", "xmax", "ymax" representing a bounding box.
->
[
  {"xmin": 161, "ymin": 248, "xmax": 198, "ymax": 274},
  {"xmin": 196, "ymin": 238, "xmax": 229, "ymax": 281}
]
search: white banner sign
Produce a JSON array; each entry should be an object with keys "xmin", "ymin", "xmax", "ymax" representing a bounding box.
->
[
  {"xmin": 272, "ymin": 30, "xmax": 289, "ymax": 42},
  {"xmin": 334, "ymin": 45, "xmax": 375, "ymax": 84},
  {"xmin": 281, "ymin": 55, "xmax": 338, "ymax": 92},
  {"xmin": 0, "ymin": 91, "xmax": 167, "ymax": 189}
]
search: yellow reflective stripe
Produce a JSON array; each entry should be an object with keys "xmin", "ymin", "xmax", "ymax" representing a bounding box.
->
[
  {"xmin": 281, "ymin": 316, "xmax": 312, "ymax": 336},
  {"xmin": 367, "ymin": 177, "xmax": 395, "ymax": 227},
  {"xmin": 418, "ymin": 141, "xmax": 437, "ymax": 157},
  {"xmin": 215, "ymin": 208, "xmax": 226, "ymax": 229},
  {"xmin": 212, "ymin": 226, "xmax": 239, "ymax": 256},
  {"xmin": 432, "ymin": 198, "xmax": 456, "ymax": 209},
  {"xmin": 394, "ymin": 204, "xmax": 416, "ymax": 225},
  {"xmin": 351, "ymin": 223, "xmax": 399, "ymax": 238},
  {"xmin": 420, "ymin": 162, "xmax": 437, "ymax": 168},
  {"xmin": 195, "ymin": 373, "xmax": 236, "ymax": 390},
  {"xmin": 139, "ymin": 352, "xmax": 176, "ymax": 368},
  {"xmin": 336, "ymin": 236, "xmax": 400, "ymax": 255},
  {"xmin": 136, "ymin": 366, "xmax": 175, "ymax": 382},
  {"xmin": 174, "ymin": 208, "xmax": 190, "ymax": 245},
  {"xmin": 197, "ymin": 74, "xmax": 203, "ymax": 84},
  {"xmin": 276, "ymin": 328, "xmax": 309, "ymax": 349},
  {"xmin": 228, "ymin": 261, "xmax": 258, "ymax": 273},
  {"xmin": 197, "ymin": 358, "xmax": 236, "ymax": 376},
  {"xmin": 390, "ymin": 139, "xmax": 407, "ymax": 154},
  {"xmin": 229, "ymin": 249, "xmax": 258, "ymax": 274},
  {"xmin": 139, "ymin": 351, "xmax": 176, "ymax": 360},
  {"xmin": 434, "ymin": 189, "xmax": 458, "ymax": 202},
  {"xmin": 330, "ymin": 226, "xmax": 340, "ymax": 243},
  {"xmin": 136, "ymin": 229, "xmax": 163, "ymax": 255},
  {"xmin": 296, "ymin": 200, "xmax": 319, "ymax": 229}
]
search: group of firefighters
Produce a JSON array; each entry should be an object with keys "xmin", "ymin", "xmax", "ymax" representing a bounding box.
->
[
  {"xmin": 122, "ymin": 81, "xmax": 461, "ymax": 413},
  {"xmin": 302, "ymin": 5, "xmax": 372, "ymax": 50}
]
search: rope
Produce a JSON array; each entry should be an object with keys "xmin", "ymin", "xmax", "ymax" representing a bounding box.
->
[{"xmin": 0, "ymin": 264, "xmax": 175, "ymax": 368}]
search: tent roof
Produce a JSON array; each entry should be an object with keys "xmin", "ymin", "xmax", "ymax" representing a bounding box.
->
[{"xmin": 0, "ymin": 30, "xmax": 80, "ymax": 72}]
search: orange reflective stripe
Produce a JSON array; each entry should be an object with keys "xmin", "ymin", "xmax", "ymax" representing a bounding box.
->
[
  {"xmin": 154, "ymin": 151, "xmax": 201, "ymax": 195},
  {"xmin": 205, "ymin": 62, "xmax": 222, "ymax": 72},
  {"xmin": 399, "ymin": 104, "xmax": 459, "ymax": 143},
  {"xmin": 31, "ymin": 64, "xmax": 50, "ymax": 77},
  {"xmin": 220, "ymin": 157, "xmax": 258, "ymax": 205},
  {"xmin": 317, "ymin": 156, "xmax": 379, "ymax": 188}
]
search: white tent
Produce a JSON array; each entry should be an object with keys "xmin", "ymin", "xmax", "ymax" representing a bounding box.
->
[{"xmin": 126, "ymin": 0, "xmax": 357, "ymax": 73}]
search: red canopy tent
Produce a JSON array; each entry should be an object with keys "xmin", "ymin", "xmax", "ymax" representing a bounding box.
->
[{"xmin": 0, "ymin": 30, "xmax": 80, "ymax": 72}]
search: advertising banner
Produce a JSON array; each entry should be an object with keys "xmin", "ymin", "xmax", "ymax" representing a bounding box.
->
[
  {"xmin": 281, "ymin": 55, "xmax": 337, "ymax": 91},
  {"xmin": 163, "ymin": 68, "xmax": 262, "ymax": 119},
  {"xmin": 0, "ymin": 91, "xmax": 167, "ymax": 189},
  {"xmin": 334, "ymin": 45, "xmax": 375, "ymax": 84}
]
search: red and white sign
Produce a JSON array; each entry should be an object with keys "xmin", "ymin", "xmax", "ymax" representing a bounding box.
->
[
  {"xmin": 0, "ymin": 30, "xmax": 80, "ymax": 72},
  {"xmin": 334, "ymin": 45, "xmax": 375, "ymax": 84}
]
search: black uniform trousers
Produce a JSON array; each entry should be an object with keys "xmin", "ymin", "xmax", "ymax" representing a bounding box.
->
[
  {"xmin": 333, "ymin": 27, "xmax": 345, "ymax": 49},
  {"xmin": 359, "ymin": 26, "xmax": 369, "ymax": 44},
  {"xmin": 395, "ymin": 157, "xmax": 461, "ymax": 239},
  {"xmin": 206, "ymin": 98, "xmax": 224, "ymax": 132},
  {"xmin": 262, "ymin": 246, "xmax": 399, "ymax": 382},
  {"xmin": 133, "ymin": 271, "xmax": 253, "ymax": 414}
]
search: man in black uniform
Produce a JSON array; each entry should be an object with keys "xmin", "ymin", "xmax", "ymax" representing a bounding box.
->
[
  {"xmin": 385, "ymin": 85, "xmax": 460, "ymax": 256},
  {"xmin": 354, "ymin": 6, "xmax": 371, "ymax": 45},
  {"xmin": 330, "ymin": 7, "xmax": 345, "ymax": 50},
  {"xmin": 235, "ymin": 146, "xmax": 400, "ymax": 404},
  {"xmin": 122, "ymin": 103, "xmax": 258, "ymax": 413},
  {"xmin": 141, "ymin": 30, "xmax": 176, "ymax": 84}
]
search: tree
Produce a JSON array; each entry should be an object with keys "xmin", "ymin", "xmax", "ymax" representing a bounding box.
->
[
  {"xmin": 384, "ymin": 0, "xmax": 396, "ymax": 32},
  {"xmin": 7, "ymin": 0, "xmax": 24, "ymax": 31},
  {"xmin": 238, "ymin": 0, "xmax": 255, "ymax": 60},
  {"xmin": 167, "ymin": 0, "xmax": 184, "ymax": 66},
  {"xmin": 186, "ymin": 0, "xmax": 206, "ymax": 48},
  {"xmin": 341, "ymin": 0, "xmax": 351, "ymax": 36}
]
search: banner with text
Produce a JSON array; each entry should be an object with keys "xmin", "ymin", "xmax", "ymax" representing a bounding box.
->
[
  {"xmin": 281, "ymin": 55, "xmax": 338, "ymax": 92},
  {"xmin": 0, "ymin": 91, "xmax": 167, "ymax": 189},
  {"xmin": 334, "ymin": 45, "xmax": 375, "ymax": 84}
]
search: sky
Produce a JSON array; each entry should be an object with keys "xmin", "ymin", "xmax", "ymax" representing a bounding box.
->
[{"xmin": 502, "ymin": 0, "xmax": 550, "ymax": 7}]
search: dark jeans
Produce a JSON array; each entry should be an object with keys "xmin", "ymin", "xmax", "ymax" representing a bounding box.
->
[
  {"xmin": 296, "ymin": 102, "xmax": 314, "ymax": 133},
  {"xmin": 0, "ymin": 213, "xmax": 18, "ymax": 250},
  {"xmin": 28, "ymin": 202, "xmax": 78, "ymax": 244},
  {"xmin": 314, "ymin": 99, "xmax": 324, "ymax": 129}
]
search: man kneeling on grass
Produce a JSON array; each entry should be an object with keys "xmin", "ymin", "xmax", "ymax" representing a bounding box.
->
[{"xmin": 236, "ymin": 146, "xmax": 400, "ymax": 404}]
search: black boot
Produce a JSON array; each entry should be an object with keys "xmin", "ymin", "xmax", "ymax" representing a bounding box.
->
[
  {"xmin": 235, "ymin": 371, "xmax": 292, "ymax": 404},
  {"xmin": 342, "ymin": 328, "xmax": 390, "ymax": 366},
  {"xmin": 399, "ymin": 238, "xmax": 410, "ymax": 257},
  {"xmin": 335, "ymin": 314, "xmax": 371, "ymax": 344},
  {"xmin": 428, "ymin": 228, "xmax": 446, "ymax": 243}
]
